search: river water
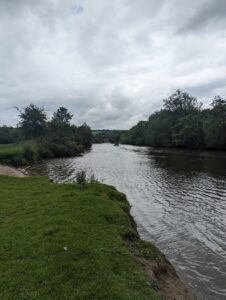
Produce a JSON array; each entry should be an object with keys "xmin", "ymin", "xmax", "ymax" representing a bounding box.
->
[{"xmin": 27, "ymin": 143, "xmax": 226, "ymax": 300}]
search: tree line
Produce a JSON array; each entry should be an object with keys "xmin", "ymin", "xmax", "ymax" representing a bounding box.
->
[
  {"xmin": 120, "ymin": 90, "xmax": 226, "ymax": 150},
  {"xmin": 0, "ymin": 104, "xmax": 92, "ymax": 165},
  {"xmin": 92, "ymin": 130, "xmax": 126, "ymax": 144}
]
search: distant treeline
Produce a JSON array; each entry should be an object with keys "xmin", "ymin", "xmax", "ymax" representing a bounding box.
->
[
  {"xmin": 120, "ymin": 90, "xmax": 226, "ymax": 150},
  {"xmin": 92, "ymin": 129, "xmax": 127, "ymax": 144},
  {"xmin": 0, "ymin": 104, "xmax": 92, "ymax": 166}
]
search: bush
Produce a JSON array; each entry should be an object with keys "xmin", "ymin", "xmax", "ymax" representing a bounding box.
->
[
  {"xmin": 90, "ymin": 174, "xmax": 97, "ymax": 183},
  {"xmin": 75, "ymin": 171, "xmax": 87, "ymax": 184},
  {"xmin": 0, "ymin": 144, "xmax": 27, "ymax": 166},
  {"xmin": 36, "ymin": 139, "xmax": 54, "ymax": 159},
  {"xmin": 75, "ymin": 171, "xmax": 98, "ymax": 184},
  {"xmin": 23, "ymin": 145, "xmax": 38, "ymax": 162}
]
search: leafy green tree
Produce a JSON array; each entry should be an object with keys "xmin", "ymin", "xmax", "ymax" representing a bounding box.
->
[
  {"xmin": 163, "ymin": 90, "xmax": 202, "ymax": 114},
  {"xmin": 172, "ymin": 114, "xmax": 204, "ymax": 148},
  {"xmin": 75, "ymin": 123, "xmax": 93, "ymax": 147},
  {"xmin": 120, "ymin": 90, "xmax": 226, "ymax": 150},
  {"xmin": 50, "ymin": 107, "xmax": 73, "ymax": 136},
  {"xmin": 18, "ymin": 104, "xmax": 47, "ymax": 139},
  {"xmin": 0, "ymin": 126, "xmax": 21, "ymax": 144},
  {"xmin": 51, "ymin": 107, "xmax": 73, "ymax": 127},
  {"xmin": 211, "ymin": 95, "xmax": 226, "ymax": 109},
  {"xmin": 204, "ymin": 96, "xmax": 226, "ymax": 149},
  {"xmin": 145, "ymin": 110, "xmax": 175, "ymax": 147}
]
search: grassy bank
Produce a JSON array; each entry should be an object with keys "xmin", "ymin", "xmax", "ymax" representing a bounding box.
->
[
  {"xmin": 0, "ymin": 138, "xmax": 84, "ymax": 167},
  {"xmin": 0, "ymin": 176, "xmax": 194, "ymax": 300}
]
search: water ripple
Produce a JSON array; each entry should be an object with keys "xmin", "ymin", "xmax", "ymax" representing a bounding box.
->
[{"xmin": 27, "ymin": 144, "xmax": 226, "ymax": 300}]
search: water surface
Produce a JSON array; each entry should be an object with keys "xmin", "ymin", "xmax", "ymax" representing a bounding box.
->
[{"xmin": 27, "ymin": 144, "xmax": 226, "ymax": 300}]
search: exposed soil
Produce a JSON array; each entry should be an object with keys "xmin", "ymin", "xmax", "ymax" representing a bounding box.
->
[
  {"xmin": 136, "ymin": 256, "xmax": 196, "ymax": 300},
  {"xmin": 125, "ymin": 207, "xmax": 197, "ymax": 300},
  {"xmin": 0, "ymin": 165, "xmax": 26, "ymax": 177}
]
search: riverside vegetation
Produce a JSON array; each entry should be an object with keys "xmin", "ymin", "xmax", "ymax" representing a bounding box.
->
[
  {"xmin": 0, "ymin": 174, "xmax": 195, "ymax": 300},
  {"xmin": 0, "ymin": 105, "xmax": 92, "ymax": 166},
  {"xmin": 92, "ymin": 129, "xmax": 126, "ymax": 144},
  {"xmin": 120, "ymin": 90, "xmax": 226, "ymax": 150}
]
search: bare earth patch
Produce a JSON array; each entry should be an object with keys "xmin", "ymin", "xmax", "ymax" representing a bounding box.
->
[
  {"xmin": 136, "ymin": 256, "xmax": 196, "ymax": 300},
  {"xmin": 0, "ymin": 165, "xmax": 26, "ymax": 177}
]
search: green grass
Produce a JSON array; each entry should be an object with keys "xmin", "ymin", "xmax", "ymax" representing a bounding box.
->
[
  {"xmin": 0, "ymin": 141, "xmax": 38, "ymax": 166},
  {"xmin": 0, "ymin": 176, "xmax": 162, "ymax": 300},
  {"xmin": 0, "ymin": 143, "xmax": 25, "ymax": 155},
  {"xmin": 0, "ymin": 138, "xmax": 84, "ymax": 166}
]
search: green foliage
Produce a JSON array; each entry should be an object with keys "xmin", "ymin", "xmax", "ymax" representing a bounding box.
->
[
  {"xmin": 0, "ymin": 105, "xmax": 93, "ymax": 166},
  {"xmin": 50, "ymin": 107, "xmax": 73, "ymax": 137},
  {"xmin": 74, "ymin": 123, "xmax": 93, "ymax": 148},
  {"xmin": 0, "ymin": 143, "xmax": 30, "ymax": 166},
  {"xmin": 121, "ymin": 90, "xmax": 226, "ymax": 150},
  {"xmin": 0, "ymin": 176, "xmax": 161, "ymax": 300},
  {"xmin": 145, "ymin": 111, "xmax": 175, "ymax": 147},
  {"xmin": 75, "ymin": 171, "xmax": 99, "ymax": 184},
  {"xmin": 211, "ymin": 95, "xmax": 226, "ymax": 109},
  {"xmin": 18, "ymin": 104, "xmax": 47, "ymax": 139},
  {"xmin": 36, "ymin": 138, "xmax": 55, "ymax": 159},
  {"xmin": 203, "ymin": 97, "xmax": 226, "ymax": 149},
  {"xmin": 93, "ymin": 130, "xmax": 126, "ymax": 144},
  {"xmin": 52, "ymin": 106, "xmax": 73, "ymax": 126},
  {"xmin": 163, "ymin": 89, "xmax": 202, "ymax": 113},
  {"xmin": 46, "ymin": 137, "xmax": 83, "ymax": 158},
  {"xmin": 172, "ymin": 114, "xmax": 205, "ymax": 148},
  {"xmin": 75, "ymin": 170, "xmax": 87, "ymax": 184},
  {"xmin": 0, "ymin": 126, "xmax": 21, "ymax": 144}
]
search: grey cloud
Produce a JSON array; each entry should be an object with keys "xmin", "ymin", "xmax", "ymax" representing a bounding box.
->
[
  {"xmin": 0, "ymin": 0, "xmax": 226, "ymax": 128},
  {"xmin": 178, "ymin": 1, "xmax": 226, "ymax": 33},
  {"xmin": 187, "ymin": 78, "xmax": 226, "ymax": 98}
]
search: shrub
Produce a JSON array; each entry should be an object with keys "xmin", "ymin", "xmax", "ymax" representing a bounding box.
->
[
  {"xmin": 23, "ymin": 145, "xmax": 37, "ymax": 162},
  {"xmin": 75, "ymin": 171, "xmax": 98, "ymax": 184},
  {"xmin": 75, "ymin": 170, "xmax": 87, "ymax": 184}
]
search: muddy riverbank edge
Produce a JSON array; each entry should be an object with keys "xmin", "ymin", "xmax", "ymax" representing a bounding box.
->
[
  {"xmin": 0, "ymin": 164, "xmax": 26, "ymax": 177},
  {"xmin": 0, "ymin": 168, "xmax": 196, "ymax": 299}
]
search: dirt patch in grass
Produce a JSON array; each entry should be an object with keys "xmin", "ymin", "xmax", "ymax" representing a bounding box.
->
[{"xmin": 0, "ymin": 165, "xmax": 26, "ymax": 177}]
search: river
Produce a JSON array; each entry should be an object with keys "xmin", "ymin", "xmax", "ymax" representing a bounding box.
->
[{"xmin": 27, "ymin": 143, "xmax": 226, "ymax": 300}]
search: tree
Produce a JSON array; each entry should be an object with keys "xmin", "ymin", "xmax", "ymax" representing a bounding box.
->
[
  {"xmin": 145, "ymin": 110, "xmax": 174, "ymax": 147},
  {"xmin": 163, "ymin": 90, "xmax": 202, "ymax": 114},
  {"xmin": 18, "ymin": 104, "xmax": 47, "ymax": 139},
  {"xmin": 211, "ymin": 95, "xmax": 226, "ymax": 109},
  {"xmin": 204, "ymin": 96, "xmax": 226, "ymax": 149},
  {"xmin": 51, "ymin": 107, "xmax": 73, "ymax": 127},
  {"xmin": 75, "ymin": 123, "xmax": 93, "ymax": 147},
  {"xmin": 50, "ymin": 107, "xmax": 73, "ymax": 136},
  {"xmin": 172, "ymin": 114, "xmax": 204, "ymax": 148},
  {"xmin": 0, "ymin": 126, "xmax": 21, "ymax": 144}
]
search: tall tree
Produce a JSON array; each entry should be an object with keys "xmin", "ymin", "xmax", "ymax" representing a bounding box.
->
[
  {"xmin": 51, "ymin": 107, "xmax": 73, "ymax": 127},
  {"xmin": 163, "ymin": 90, "xmax": 202, "ymax": 114},
  {"xmin": 75, "ymin": 123, "xmax": 93, "ymax": 147},
  {"xmin": 18, "ymin": 104, "xmax": 47, "ymax": 139},
  {"xmin": 204, "ymin": 96, "xmax": 226, "ymax": 149},
  {"xmin": 50, "ymin": 107, "xmax": 73, "ymax": 136},
  {"xmin": 172, "ymin": 114, "xmax": 205, "ymax": 148}
]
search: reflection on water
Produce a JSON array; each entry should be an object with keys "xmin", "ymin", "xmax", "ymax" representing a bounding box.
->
[{"xmin": 27, "ymin": 144, "xmax": 226, "ymax": 300}]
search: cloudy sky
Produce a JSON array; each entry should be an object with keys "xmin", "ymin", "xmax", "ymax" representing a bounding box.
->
[{"xmin": 0, "ymin": 0, "xmax": 226, "ymax": 129}]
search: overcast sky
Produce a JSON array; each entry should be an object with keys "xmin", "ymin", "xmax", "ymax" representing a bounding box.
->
[{"xmin": 0, "ymin": 0, "xmax": 226, "ymax": 129}]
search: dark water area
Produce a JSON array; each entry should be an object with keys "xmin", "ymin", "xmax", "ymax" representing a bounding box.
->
[{"xmin": 27, "ymin": 144, "xmax": 226, "ymax": 300}]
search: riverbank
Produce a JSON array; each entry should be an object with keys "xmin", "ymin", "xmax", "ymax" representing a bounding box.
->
[
  {"xmin": 0, "ymin": 175, "xmax": 195, "ymax": 299},
  {"xmin": 0, "ymin": 139, "xmax": 86, "ymax": 167},
  {"xmin": 0, "ymin": 164, "xmax": 26, "ymax": 177}
]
